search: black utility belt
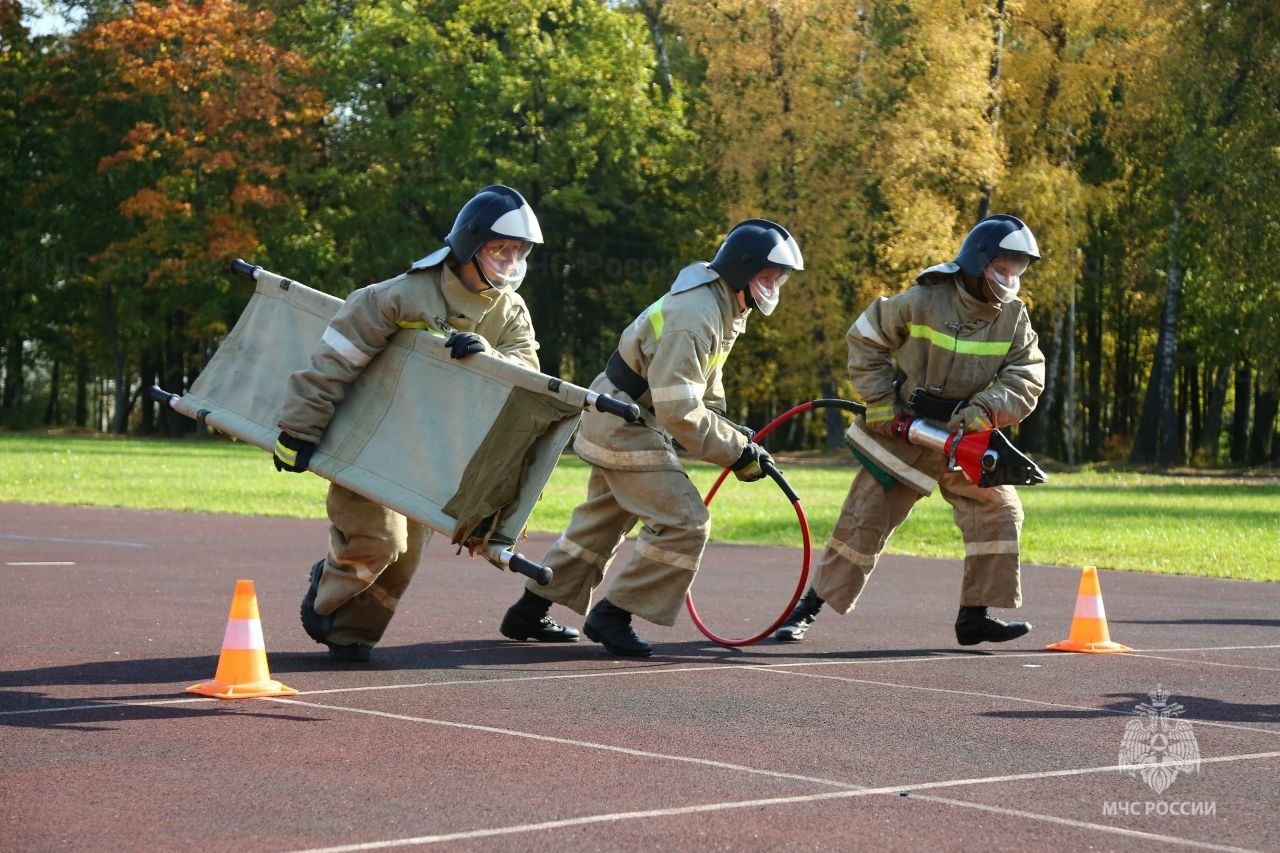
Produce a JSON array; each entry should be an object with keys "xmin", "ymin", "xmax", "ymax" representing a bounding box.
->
[
  {"xmin": 908, "ymin": 387, "xmax": 966, "ymax": 421},
  {"xmin": 606, "ymin": 351, "xmax": 649, "ymax": 402}
]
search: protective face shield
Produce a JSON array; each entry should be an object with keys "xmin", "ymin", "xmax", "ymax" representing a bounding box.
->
[
  {"xmin": 474, "ymin": 238, "xmax": 533, "ymax": 290},
  {"xmin": 446, "ymin": 185, "xmax": 543, "ymax": 267},
  {"xmin": 747, "ymin": 267, "xmax": 790, "ymax": 316},
  {"xmin": 953, "ymin": 214, "xmax": 1040, "ymax": 278},
  {"xmin": 709, "ymin": 219, "xmax": 805, "ymax": 292},
  {"xmin": 982, "ymin": 252, "xmax": 1031, "ymax": 303}
]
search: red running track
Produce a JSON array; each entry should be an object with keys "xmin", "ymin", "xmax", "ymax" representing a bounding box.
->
[{"xmin": 3, "ymin": 503, "xmax": 1278, "ymax": 851}]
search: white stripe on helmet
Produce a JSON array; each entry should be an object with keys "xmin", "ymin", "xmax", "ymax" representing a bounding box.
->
[
  {"xmin": 766, "ymin": 235, "xmax": 804, "ymax": 270},
  {"xmin": 998, "ymin": 225, "xmax": 1040, "ymax": 258},
  {"xmin": 490, "ymin": 205, "xmax": 544, "ymax": 244}
]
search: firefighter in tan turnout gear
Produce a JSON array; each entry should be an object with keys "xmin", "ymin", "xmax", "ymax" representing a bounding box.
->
[
  {"xmin": 273, "ymin": 185, "xmax": 566, "ymax": 662},
  {"xmin": 498, "ymin": 220, "xmax": 804, "ymax": 657},
  {"xmin": 775, "ymin": 214, "xmax": 1046, "ymax": 646}
]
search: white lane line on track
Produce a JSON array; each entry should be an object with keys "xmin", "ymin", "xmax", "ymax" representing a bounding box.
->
[
  {"xmin": 275, "ymin": 735, "xmax": 1280, "ymax": 853},
  {"xmin": 5, "ymin": 680, "xmax": 1273, "ymax": 851},
  {"xmin": 0, "ymin": 698, "xmax": 210, "ymax": 717},
  {"xmin": 1140, "ymin": 645, "xmax": 1280, "ymax": 652},
  {"xmin": 0, "ymin": 658, "xmax": 1036, "ymax": 718},
  {"xmin": 751, "ymin": 666, "xmax": 1280, "ymax": 737},
  {"xmin": 277, "ymin": 697, "xmax": 862, "ymax": 788},
  {"xmin": 1127, "ymin": 652, "xmax": 1280, "ymax": 673},
  {"xmin": 1, "ymin": 533, "xmax": 151, "ymax": 548},
  {"xmin": 285, "ymin": 653, "xmax": 990, "ymax": 697},
  {"xmin": 6, "ymin": 561, "xmax": 76, "ymax": 566}
]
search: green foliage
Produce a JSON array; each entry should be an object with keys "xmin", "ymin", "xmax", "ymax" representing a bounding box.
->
[
  {"xmin": 0, "ymin": 4, "xmax": 95, "ymax": 425},
  {"xmin": 318, "ymin": 0, "xmax": 705, "ymax": 379}
]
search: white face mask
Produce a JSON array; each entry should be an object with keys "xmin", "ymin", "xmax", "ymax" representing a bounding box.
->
[
  {"xmin": 748, "ymin": 269, "xmax": 789, "ymax": 316},
  {"xmin": 982, "ymin": 253, "xmax": 1030, "ymax": 303},
  {"xmin": 476, "ymin": 240, "xmax": 532, "ymax": 290}
]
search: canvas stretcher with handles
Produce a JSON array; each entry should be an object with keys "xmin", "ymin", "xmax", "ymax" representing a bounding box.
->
[{"xmin": 152, "ymin": 259, "xmax": 639, "ymax": 584}]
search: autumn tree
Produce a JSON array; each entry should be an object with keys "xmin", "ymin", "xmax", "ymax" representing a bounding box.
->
[
  {"xmin": 82, "ymin": 0, "xmax": 327, "ymax": 433},
  {"xmin": 995, "ymin": 0, "xmax": 1145, "ymax": 461},
  {"xmin": 664, "ymin": 0, "xmax": 888, "ymax": 444}
]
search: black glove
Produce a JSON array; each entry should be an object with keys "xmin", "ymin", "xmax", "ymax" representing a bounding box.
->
[
  {"xmin": 445, "ymin": 331, "xmax": 486, "ymax": 359},
  {"xmin": 731, "ymin": 442, "xmax": 774, "ymax": 483},
  {"xmin": 273, "ymin": 431, "xmax": 315, "ymax": 473}
]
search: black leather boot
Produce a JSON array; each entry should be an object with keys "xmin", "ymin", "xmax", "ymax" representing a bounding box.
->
[
  {"xmin": 301, "ymin": 560, "xmax": 373, "ymax": 662},
  {"xmin": 300, "ymin": 560, "xmax": 334, "ymax": 645},
  {"xmin": 500, "ymin": 589, "xmax": 581, "ymax": 642},
  {"xmin": 773, "ymin": 587, "xmax": 825, "ymax": 642},
  {"xmin": 583, "ymin": 598, "xmax": 652, "ymax": 657},
  {"xmin": 955, "ymin": 605, "xmax": 1031, "ymax": 645}
]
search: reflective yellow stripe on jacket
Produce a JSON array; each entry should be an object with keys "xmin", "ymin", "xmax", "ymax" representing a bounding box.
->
[{"xmin": 907, "ymin": 323, "xmax": 1013, "ymax": 356}]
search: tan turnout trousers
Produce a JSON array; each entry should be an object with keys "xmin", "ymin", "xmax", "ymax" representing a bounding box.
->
[
  {"xmin": 813, "ymin": 462, "xmax": 1024, "ymax": 615},
  {"xmin": 312, "ymin": 483, "xmax": 433, "ymax": 646},
  {"xmin": 531, "ymin": 465, "xmax": 711, "ymax": 626}
]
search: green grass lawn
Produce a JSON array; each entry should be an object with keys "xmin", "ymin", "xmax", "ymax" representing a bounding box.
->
[{"xmin": 2, "ymin": 433, "xmax": 1276, "ymax": 581}]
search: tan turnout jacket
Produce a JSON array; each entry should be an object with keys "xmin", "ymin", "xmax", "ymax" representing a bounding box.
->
[
  {"xmin": 279, "ymin": 261, "xmax": 538, "ymax": 442},
  {"xmin": 573, "ymin": 265, "xmax": 751, "ymax": 472},
  {"xmin": 845, "ymin": 269, "xmax": 1045, "ymax": 495}
]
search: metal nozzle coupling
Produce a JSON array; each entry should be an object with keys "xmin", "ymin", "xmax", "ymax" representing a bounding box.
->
[{"xmin": 898, "ymin": 416, "xmax": 953, "ymax": 455}]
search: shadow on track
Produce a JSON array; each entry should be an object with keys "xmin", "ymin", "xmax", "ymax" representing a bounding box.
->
[{"xmin": 979, "ymin": 690, "xmax": 1280, "ymax": 725}]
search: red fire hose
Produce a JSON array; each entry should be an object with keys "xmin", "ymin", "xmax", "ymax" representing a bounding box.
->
[{"xmin": 685, "ymin": 399, "xmax": 865, "ymax": 647}]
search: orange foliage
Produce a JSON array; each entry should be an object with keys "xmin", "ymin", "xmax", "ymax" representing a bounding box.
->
[
  {"xmin": 119, "ymin": 187, "xmax": 191, "ymax": 221},
  {"xmin": 86, "ymin": 0, "xmax": 325, "ymax": 268},
  {"xmin": 203, "ymin": 213, "xmax": 256, "ymax": 262}
]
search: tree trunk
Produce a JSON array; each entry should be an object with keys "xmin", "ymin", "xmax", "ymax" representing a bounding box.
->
[
  {"xmin": 1195, "ymin": 363, "xmax": 1230, "ymax": 464},
  {"xmin": 765, "ymin": 6, "xmax": 798, "ymax": 203},
  {"xmin": 1112, "ymin": 273, "xmax": 1140, "ymax": 440},
  {"xmin": 1025, "ymin": 306, "xmax": 1062, "ymax": 458},
  {"xmin": 1185, "ymin": 361, "xmax": 1201, "ymax": 451},
  {"xmin": 1176, "ymin": 361, "xmax": 1191, "ymax": 463},
  {"xmin": 978, "ymin": 0, "xmax": 1007, "ymax": 217},
  {"xmin": 1063, "ymin": 283, "xmax": 1077, "ymax": 465},
  {"xmin": 639, "ymin": 0, "xmax": 672, "ymax": 99},
  {"xmin": 1230, "ymin": 363, "xmax": 1251, "ymax": 464},
  {"xmin": 109, "ymin": 348, "xmax": 130, "ymax": 434},
  {"xmin": 1249, "ymin": 379, "xmax": 1277, "ymax": 466},
  {"xmin": 1082, "ymin": 223, "xmax": 1105, "ymax": 458},
  {"xmin": 821, "ymin": 377, "xmax": 844, "ymax": 451},
  {"xmin": 140, "ymin": 352, "xmax": 158, "ymax": 435},
  {"xmin": 43, "ymin": 360, "xmax": 61, "ymax": 426},
  {"xmin": 75, "ymin": 356, "xmax": 90, "ymax": 428},
  {"xmin": 2, "ymin": 333, "xmax": 23, "ymax": 420},
  {"xmin": 164, "ymin": 312, "xmax": 187, "ymax": 438},
  {"xmin": 1130, "ymin": 197, "xmax": 1185, "ymax": 466}
]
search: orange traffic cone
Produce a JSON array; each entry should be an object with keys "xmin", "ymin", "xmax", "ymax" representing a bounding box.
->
[
  {"xmin": 1046, "ymin": 566, "xmax": 1132, "ymax": 654},
  {"xmin": 187, "ymin": 579, "xmax": 299, "ymax": 699}
]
